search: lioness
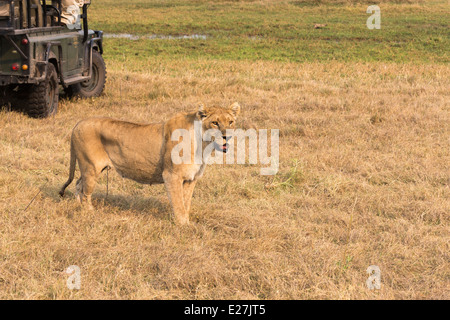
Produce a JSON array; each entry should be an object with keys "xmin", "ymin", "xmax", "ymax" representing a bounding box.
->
[{"xmin": 59, "ymin": 102, "xmax": 240, "ymax": 225}]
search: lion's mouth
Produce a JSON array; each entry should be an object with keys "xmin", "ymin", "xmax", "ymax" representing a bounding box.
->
[{"xmin": 214, "ymin": 141, "xmax": 229, "ymax": 153}]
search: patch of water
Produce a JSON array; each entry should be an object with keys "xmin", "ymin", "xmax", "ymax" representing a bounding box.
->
[{"xmin": 103, "ymin": 33, "xmax": 208, "ymax": 40}]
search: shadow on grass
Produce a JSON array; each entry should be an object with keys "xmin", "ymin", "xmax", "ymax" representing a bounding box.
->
[
  {"xmin": 42, "ymin": 183, "xmax": 171, "ymax": 221},
  {"xmin": 100, "ymin": 193, "xmax": 170, "ymax": 220}
]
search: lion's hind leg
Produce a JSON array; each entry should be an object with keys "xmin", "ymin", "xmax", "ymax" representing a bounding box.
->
[
  {"xmin": 77, "ymin": 161, "xmax": 107, "ymax": 210},
  {"xmin": 78, "ymin": 172, "xmax": 98, "ymax": 210}
]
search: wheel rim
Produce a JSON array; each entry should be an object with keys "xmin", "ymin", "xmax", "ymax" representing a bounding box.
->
[
  {"xmin": 80, "ymin": 63, "xmax": 99, "ymax": 92},
  {"xmin": 46, "ymin": 78, "xmax": 56, "ymax": 113}
]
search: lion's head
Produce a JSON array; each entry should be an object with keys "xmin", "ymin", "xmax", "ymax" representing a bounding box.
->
[{"xmin": 197, "ymin": 102, "xmax": 240, "ymax": 153}]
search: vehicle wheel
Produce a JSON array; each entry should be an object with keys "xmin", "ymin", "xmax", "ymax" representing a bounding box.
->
[
  {"xmin": 66, "ymin": 50, "xmax": 106, "ymax": 98},
  {"xmin": 11, "ymin": 63, "xmax": 59, "ymax": 118}
]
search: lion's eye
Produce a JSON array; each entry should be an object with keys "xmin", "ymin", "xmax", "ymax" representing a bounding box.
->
[
  {"xmin": 229, "ymin": 121, "xmax": 234, "ymax": 125},
  {"xmin": 212, "ymin": 121, "xmax": 219, "ymax": 126}
]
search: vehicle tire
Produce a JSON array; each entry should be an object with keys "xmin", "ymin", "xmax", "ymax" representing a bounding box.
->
[
  {"xmin": 0, "ymin": 86, "xmax": 10, "ymax": 107},
  {"xmin": 66, "ymin": 50, "xmax": 106, "ymax": 98},
  {"xmin": 11, "ymin": 63, "xmax": 59, "ymax": 118}
]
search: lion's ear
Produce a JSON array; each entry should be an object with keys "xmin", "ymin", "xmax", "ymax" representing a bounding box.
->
[
  {"xmin": 197, "ymin": 103, "xmax": 207, "ymax": 120},
  {"xmin": 229, "ymin": 102, "xmax": 240, "ymax": 117}
]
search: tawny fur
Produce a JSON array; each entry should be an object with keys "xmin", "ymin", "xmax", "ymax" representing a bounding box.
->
[{"xmin": 59, "ymin": 102, "xmax": 240, "ymax": 224}]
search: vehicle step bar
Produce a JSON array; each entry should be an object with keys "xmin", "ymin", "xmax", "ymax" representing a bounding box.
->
[{"xmin": 64, "ymin": 75, "xmax": 90, "ymax": 85}]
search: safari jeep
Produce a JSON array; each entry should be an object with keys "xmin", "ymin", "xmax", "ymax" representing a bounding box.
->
[{"xmin": 0, "ymin": 0, "xmax": 105, "ymax": 118}]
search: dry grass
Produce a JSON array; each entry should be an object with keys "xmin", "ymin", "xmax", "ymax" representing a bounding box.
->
[{"xmin": 0, "ymin": 59, "xmax": 448, "ymax": 299}]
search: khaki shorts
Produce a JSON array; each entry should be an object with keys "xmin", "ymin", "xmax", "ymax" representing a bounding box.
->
[{"xmin": 61, "ymin": 0, "xmax": 84, "ymax": 26}]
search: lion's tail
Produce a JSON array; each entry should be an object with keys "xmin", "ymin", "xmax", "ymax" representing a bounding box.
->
[{"xmin": 59, "ymin": 138, "xmax": 77, "ymax": 197}]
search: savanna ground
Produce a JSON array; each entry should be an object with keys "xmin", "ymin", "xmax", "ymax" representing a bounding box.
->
[{"xmin": 0, "ymin": 0, "xmax": 449, "ymax": 299}]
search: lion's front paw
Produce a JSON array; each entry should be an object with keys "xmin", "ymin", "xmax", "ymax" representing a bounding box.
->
[{"xmin": 175, "ymin": 216, "xmax": 190, "ymax": 226}]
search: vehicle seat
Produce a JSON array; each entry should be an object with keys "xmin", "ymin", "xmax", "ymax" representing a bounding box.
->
[
  {"xmin": 29, "ymin": 0, "xmax": 43, "ymax": 28},
  {"xmin": 0, "ymin": 1, "xmax": 42, "ymax": 28},
  {"xmin": 0, "ymin": 3, "xmax": 9, "ymax": 18}
]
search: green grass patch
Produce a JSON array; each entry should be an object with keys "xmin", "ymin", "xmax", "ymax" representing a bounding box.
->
[{"xmin": 88, "ymin": 0, "xmax": 449, "ymax": 63}]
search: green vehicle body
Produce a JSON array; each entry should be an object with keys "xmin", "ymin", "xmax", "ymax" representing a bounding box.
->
[
  {"xmin": 0, "ymin": 27, "xmax": 103, "ymax": 86},
  {"xmin": 0, "ymin": 0, "xmax": 105, "ymax": 117}
]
